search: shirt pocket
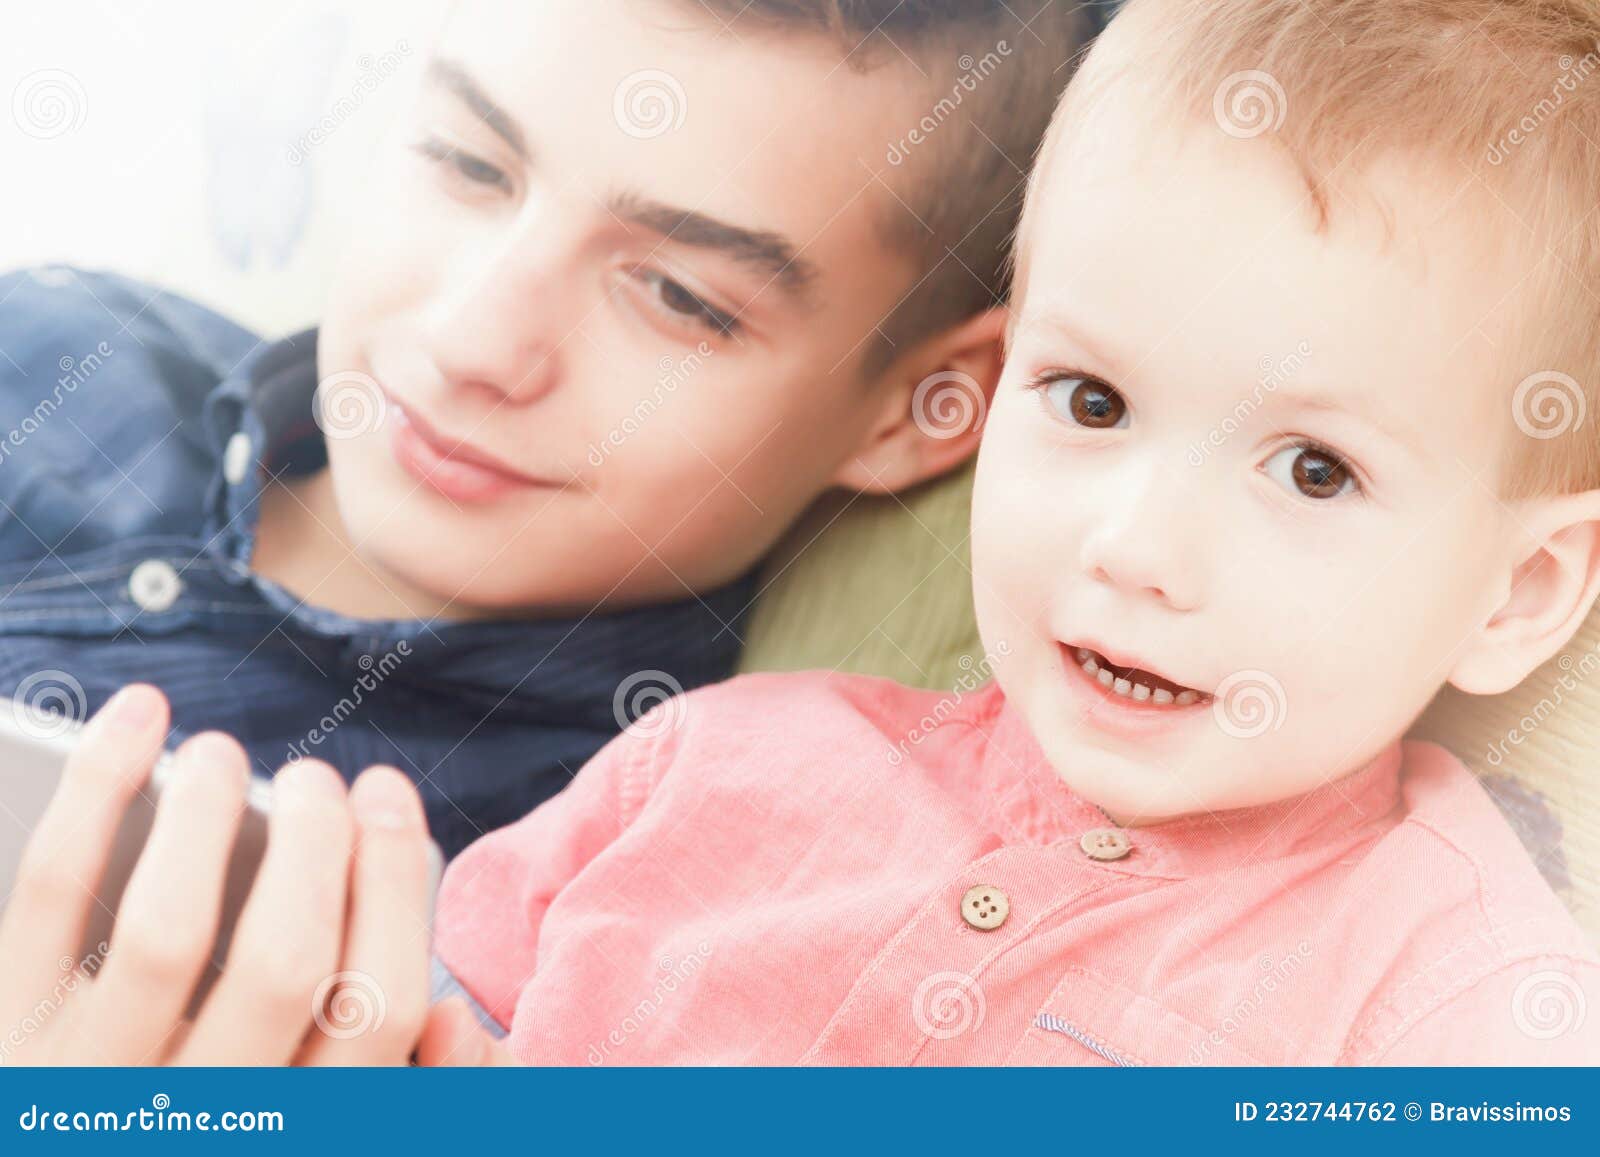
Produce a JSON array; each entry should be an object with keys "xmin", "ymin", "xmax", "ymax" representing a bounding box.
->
[{"xmin": 1005, "ymin": 964, "xmax": 1263, "ymax": 1066}]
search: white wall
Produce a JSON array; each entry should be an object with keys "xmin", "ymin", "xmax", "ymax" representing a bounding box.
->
[{"xmin": 2, "ymin": 1, "xmax": 441, "ymax": 335}]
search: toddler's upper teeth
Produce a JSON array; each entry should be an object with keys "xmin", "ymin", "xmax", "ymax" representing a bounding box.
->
[{"xmin": 1072, "ymin": 643, "xmax": 1204, "ymax": 707}]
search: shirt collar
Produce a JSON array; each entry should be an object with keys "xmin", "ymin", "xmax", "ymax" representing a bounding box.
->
[
  {"xmin": 975, "ymin": 682, "xmax": 1405, "ymax": 879},
  {"xmin": 195, "ymin": 329, "xmax": 758, "ymax": 717}
]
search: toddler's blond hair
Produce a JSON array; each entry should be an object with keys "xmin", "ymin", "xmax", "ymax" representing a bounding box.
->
[{"xmin": 1017, "ymin": 0, "xmax": 1600, "ymax": 499}]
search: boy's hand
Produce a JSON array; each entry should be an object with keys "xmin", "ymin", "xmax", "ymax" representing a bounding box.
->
[
  {"xmin": 415, "ymin": 997, "xmax": 519, "ymax": 1067},
  {"xmin": 0, "ymin": 684, "xmax": 434, "ymax": 1065}
]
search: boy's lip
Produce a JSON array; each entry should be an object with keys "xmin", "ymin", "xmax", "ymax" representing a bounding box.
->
[
  {"xmin": 1055, "ymin": 639, "xmax": 1212, "ymax": 736},
  {"xmin": 384, "ymin": 394, "xmax": 568, "ymax": 502}
]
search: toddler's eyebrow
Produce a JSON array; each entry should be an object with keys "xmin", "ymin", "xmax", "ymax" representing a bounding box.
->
[
  {"xmin": 609, "ymin": 192, "xmax": 818, "ymax": 302},
  {"xmin": 1017, "ymin": 309, "xmax": 1128, "ymax": 376},
  {"xmin": 1265, "ymin": 387, "xmax": 1420, "ymax": 459}
]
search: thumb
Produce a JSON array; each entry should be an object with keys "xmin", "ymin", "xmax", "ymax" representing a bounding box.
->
[{"xmin": 415, "ymin": 998, "xmax": 517, "ymax": 1067}]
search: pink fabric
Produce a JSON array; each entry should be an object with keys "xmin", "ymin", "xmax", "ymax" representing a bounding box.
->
[{"xmin": 435, "ymin": 671, "xmax": 1600, "ymax": 1065}]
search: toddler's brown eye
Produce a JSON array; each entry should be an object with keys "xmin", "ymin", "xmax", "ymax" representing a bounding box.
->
[
  {"xmin": 1042, "ymin": 376, "xmax": 1128, "ymax": 429},
  {"xmin": 1264, "ymin": 444, "xmax": 1359, "ymax": 501},
  {"xmin": 1293, "ymin": 449, "xmax": 1351, "ymax": 499}
]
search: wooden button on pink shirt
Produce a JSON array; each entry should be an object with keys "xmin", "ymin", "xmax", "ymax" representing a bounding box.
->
[{"xmin": 435, "ymin": 671, "xmax": 1600, "ymax": 1065}]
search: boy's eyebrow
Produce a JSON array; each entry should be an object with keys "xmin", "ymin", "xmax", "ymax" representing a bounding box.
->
[
  {"xmin": 424, "ymin": 59, "xmax": 816, "ymax": 302},
  {"xmin": 427, "ymin": 58, "xmax": 527, "ymax": 158},
  {"xmin": 610, "ymin": 191, "xmax": 818, "ymax": 301}
]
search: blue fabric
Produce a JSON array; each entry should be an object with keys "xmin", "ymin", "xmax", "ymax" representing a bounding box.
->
[
  {"xmin": 430, "ymin": 956, "xmax": 507, "ymax": 1039},
  {"xmin": 0, "ymin": 266, "xmax": 757, "ymax": 857}
]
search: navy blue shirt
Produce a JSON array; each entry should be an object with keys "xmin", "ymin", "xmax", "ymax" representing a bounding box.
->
[{"xmin": 0, "ymin": 266, "xmax": 756, "ymax": 857}]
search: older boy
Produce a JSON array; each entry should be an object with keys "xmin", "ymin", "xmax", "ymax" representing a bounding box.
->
[{"xmin": 0, "ymin": 0, "xmax": 1085, "ymax": 855}]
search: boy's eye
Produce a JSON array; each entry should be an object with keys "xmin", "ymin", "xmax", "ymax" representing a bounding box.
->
[
  {"xmin": 413, "ymin": 137, "xmax": 512, "ymax": 193},
  {"xmin": 1263, "ymin": 444, "xmax": 1359, "ymax": 501},
  {"xmin": 637, "ymin": 269, "xmax": 739, "ymax": 337},
  {"xmin": 1041, "ymin": 375, "xmax": 1129, "ymax": 430}
]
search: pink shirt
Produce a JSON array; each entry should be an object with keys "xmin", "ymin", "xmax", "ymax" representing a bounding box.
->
[{"xmin": 436, "ymin": 671, "xmax": 1600, "ymax": 1065}]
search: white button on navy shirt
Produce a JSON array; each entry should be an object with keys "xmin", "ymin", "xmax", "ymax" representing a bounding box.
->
[
  {"xmin": 128, "ymin": 559, "xmax": 183, "ymax": 613},
  {"xmin": 222, "ymin": 431, "xmax": 254, "ymax": 485}
]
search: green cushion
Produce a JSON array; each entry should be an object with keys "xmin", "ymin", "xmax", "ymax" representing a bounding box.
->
[{"xmin": 738, "ymin": 464, "xmax": 983, "ymax": 690}]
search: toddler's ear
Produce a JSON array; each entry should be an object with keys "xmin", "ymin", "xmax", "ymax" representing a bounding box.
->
[
  {"xmin": 1448, "ymin": 487, "xmax": 1600, "ymax": 695},
  {"xmin": 831, "ymin": 307, "xmax": 1007, "ymax": 496}
]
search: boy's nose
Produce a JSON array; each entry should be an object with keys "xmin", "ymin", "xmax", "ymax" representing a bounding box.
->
[
  {"xmin": 1075, "ymin": 469, "xmax": 1200, "ymax": 612},
  {"xmin": 419, "ymin": 257, "xmax": 565, "ymax": 408}
]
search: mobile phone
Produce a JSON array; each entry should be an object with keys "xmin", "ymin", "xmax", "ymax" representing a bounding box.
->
[{"xmin": 0, "ymin": 700, "xmax": 444, "ymax": 1013}]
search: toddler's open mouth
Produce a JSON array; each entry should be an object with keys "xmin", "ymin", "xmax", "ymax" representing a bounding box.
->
[{"xmin": 1062, "ymin": 643, "xmax": 1212, "ymax": 709}]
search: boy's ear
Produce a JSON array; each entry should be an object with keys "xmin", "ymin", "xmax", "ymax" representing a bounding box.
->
[
  {"xmin": 1448, "ymin": 487, "xmax": 1600, "ymax": 695},
  {"xmin": 831, "ymin": 307, "xmax": 1008, "ymax": 496}
]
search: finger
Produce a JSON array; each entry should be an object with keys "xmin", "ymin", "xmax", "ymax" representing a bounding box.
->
[
  {"xmin": 0, "ymin": 685, "xmax": 169, "ymax": 1012},
  {"xmin": 415, "ymin": 998, "xmax": 517, "ymax": 1067},
  {"xmin": 297, "ymin": 767, "xmax": 432, "ymax": 1066},
  {"xmin": 177, "ymin": 759, "xmax": 353, "ymax": 1065},
  {"xmin": 82, "ymin": 732, "xmax": 249, "ymax": 1063}
]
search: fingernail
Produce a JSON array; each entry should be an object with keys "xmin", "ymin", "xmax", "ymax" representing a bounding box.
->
[
  {"xmin": 350, "ymin": 767, "xmax": 422, "ymax": 831},
  {"xmin": 179, "ymin": 732, "xmax": 249, "ymax": 786},
  {"xmin": 275, "ymin": 757, "xmax": 345, "ymax": 799},
  {"xmin": 100, "ymin": 684, "xmax": 162, "ymax": 734}
]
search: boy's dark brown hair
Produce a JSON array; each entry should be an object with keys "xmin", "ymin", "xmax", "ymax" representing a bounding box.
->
[{"xmin": 690, "ymin": 0, "xmax": 1090, "ymax": 370}]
